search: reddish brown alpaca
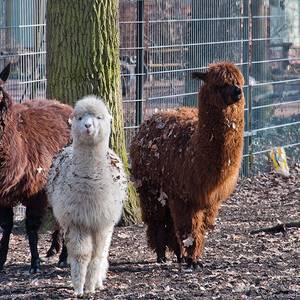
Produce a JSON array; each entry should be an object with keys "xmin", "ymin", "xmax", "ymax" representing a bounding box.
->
[
  {"xmin": 130, "ymin": 61, "xmax": 245, "ymax": 269},
  {"xmin": 0, "ymin": 64, "xmax": 73, "ymax": 272}
]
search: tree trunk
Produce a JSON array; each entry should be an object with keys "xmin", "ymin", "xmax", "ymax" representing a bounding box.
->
[{"xmin": 46, "ymin": 0, "xmax": 140, "ymax": 225}]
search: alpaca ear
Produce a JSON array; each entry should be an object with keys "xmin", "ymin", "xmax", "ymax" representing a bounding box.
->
[
  {"xmin": 0, "ymin": 63, "xmax": 11, "ymax": 84},
  {"xmin": 107, "ymin": 113, "xmax": 112, "ymax": 125},
  {"xmin": 68, "ymin": 112, "xmax": 74, "ymax": 125},
  {"xmin": 0, "ymin": 89, "xmax": 10, "ymax": 116},
  {"xmin": 191, "ymin": 71, "xmax": 207, "ymax": 82}
]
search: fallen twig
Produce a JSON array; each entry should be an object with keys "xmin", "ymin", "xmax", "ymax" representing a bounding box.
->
[{"xmin": 250, "ymin": 221, "xmax": 300, "ymax": 234}]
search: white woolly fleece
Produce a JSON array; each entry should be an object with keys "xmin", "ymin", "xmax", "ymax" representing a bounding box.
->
[{"xmin": 47, "ymin": 95, "xmax": 127, "ymax": 296}]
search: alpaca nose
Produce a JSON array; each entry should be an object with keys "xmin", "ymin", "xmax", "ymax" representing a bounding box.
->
[
  {"xmin": 231, "ymin": 85, "xmax": 242, "ymax": 102},
  {"xmin": 234, "ymin": 85, "xmax": 242, "ymax": 95},
  {"xmin": 85, "ymin": 123, "xmax": 91, "ymax": 129}
]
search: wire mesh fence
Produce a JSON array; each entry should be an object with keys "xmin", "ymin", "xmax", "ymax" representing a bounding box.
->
[
  {"xmin": 120, "ymin": 0, "xmax": 300, "ymax": 175},
  {"xmin": 0, "ymin": 0, "xmax": 46, "ymax": 103},
  {"xmin": 0, "ymin": 0, "xmax": 300, "ymax": 183}
]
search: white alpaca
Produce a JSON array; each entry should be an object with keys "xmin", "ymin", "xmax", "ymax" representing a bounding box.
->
[{"xmin": 47, "ymin": 96, "xmax": 127, "ymax": 296}]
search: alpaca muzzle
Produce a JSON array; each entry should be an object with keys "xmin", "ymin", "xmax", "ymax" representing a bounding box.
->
[{"xmin": 231, "ymin": 86, "xmax": 243, "ymax": 103}]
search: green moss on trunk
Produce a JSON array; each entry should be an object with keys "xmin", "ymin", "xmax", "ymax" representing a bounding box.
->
[{"xmin": 46, "ymin": 0, "xmax": 140, "ymax": 225}]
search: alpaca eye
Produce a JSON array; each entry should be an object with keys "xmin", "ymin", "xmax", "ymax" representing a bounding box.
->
[
  {"xmin": 97, "ymin": 116, "xmax": 103, "ymax": 120},
  {"xmin": 78, "ymin": 117, "xmax": 82, "ymax": 121}
]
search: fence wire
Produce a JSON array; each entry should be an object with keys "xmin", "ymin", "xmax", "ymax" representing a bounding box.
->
[
  {"xmin": 1, "ymin": 0, "xmax": 300, "ymax": 182},
  {"xmin": 119, "ymin": 0, "xmax": 300, "ymax": 175}
]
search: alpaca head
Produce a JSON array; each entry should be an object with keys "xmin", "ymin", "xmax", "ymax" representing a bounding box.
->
[
  {"xmin": 192, "ymin": 61, "xmax": 245, "ymax": 108},
  {"xmin": 0, "ymin": 63, "xmax": 12, "ymax": 137},
  {"xmin": 71, "ymin": 95, "xmax": 112, "ymax": 147}
]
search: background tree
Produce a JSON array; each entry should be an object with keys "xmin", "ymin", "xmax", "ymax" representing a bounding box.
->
[{"xmin": 46, "ymin": 0, "xmax": 140, "ymax": 224}]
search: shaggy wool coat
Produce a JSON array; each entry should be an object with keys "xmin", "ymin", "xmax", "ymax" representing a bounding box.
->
[
  {"xmin": 0, "ymin": 92, "xmax": 72, "ymax": 207},
  {"xmin": 130, "ymin": 61, "xmax": 245, "ymax": 265},
  {"xmin": 47, "ymin": 96, "xmax": 127, "ymax": 295}
]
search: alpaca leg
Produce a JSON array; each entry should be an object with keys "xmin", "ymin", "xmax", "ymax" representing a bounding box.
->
[
  {"xmin": 165, "ymin": 206, "xmax": 181, "ymax": 263},
  {"xmin": 58, "ymin": 241, "xmax": 68, "ymax": 267},
  {"xmin": 205, "ymin": 202, "xmax": 221, "ymax": 230},
  {"xmin": 168, "ymin": 226, "xmax": 181, "ymax": 263},
  {"xmin": 185, "ymin": 210, "xmax": 206, "ymax": 270},
  {"xmin": 146, "ymin": 223, "xmax": 168, "ymax": 263},
  {"xmin": 66, "ymin": 228, "xmax": 92, "ymax": 296},
  {"xmin": 171, "ymin": 202, "xmax": 206, "ymax": 270},
  {"xmin": 84, "ymin": 229, "xmax": 113, "ymax": 293},
  {"xmin": 25, "ymin": 194, "xmax": 47, "ymax": 273},
  {"xmin": 90, "ymin": 228, "xmax": 114, "ymax": 290},
  {"xmin": 85, "ymin": 255, "xmax": 101, "ymax": 294},
  {"xmin": 139, "ymin": 183, "xmax": 168, "ymax": 263},
  {"xmin": 0, "ymin": 206, "xmax": 14, "ymax": 271},
  {"xmin": 46, "ymin": 229, "xmax": 61, "ymax": 257}
]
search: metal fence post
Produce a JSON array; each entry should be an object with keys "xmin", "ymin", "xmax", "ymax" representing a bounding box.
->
[
  {"xmin": 135, "ymin": 0, "xmax": 144, "ymax": 126},
  {"xmin": 242, "ymin": 0, "xmax": 250, "ymax": 176},
  {"xmin": 247, "ymin": 0, "xmax": 253, "ymax": 174}
]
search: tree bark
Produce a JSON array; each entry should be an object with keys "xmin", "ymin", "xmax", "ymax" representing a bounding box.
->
[{"xmin": 46, "ymin": 0, "xmax": 140, "ymax": 225}]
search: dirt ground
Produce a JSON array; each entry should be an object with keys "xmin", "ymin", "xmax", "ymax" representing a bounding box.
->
[{"xmin": 0, "ymin": 165, "xmax": 299, "ymax": 300}]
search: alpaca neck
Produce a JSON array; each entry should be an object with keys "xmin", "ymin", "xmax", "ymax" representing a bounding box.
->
[
  {"xmin": 188, "ymin": 95, "xmax": 244, "ymax": 183},
  {"xmin": 72, "ymin": 141, "xmax": 109, "ymax": 174}
]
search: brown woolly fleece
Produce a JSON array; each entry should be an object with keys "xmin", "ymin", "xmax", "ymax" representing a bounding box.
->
[
  {"xmin": 130, "ymin": 61, "xmax": 245, "ymax": 266},
  {"xmin": 0, "ymin": 88, "xmax": 73, "ymax": 207}
]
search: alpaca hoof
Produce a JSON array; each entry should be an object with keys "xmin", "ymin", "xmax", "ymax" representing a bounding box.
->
[
  {"xmin": 74, "ymin": 288, "xmax": 84, "ymax": 298},
  {"xmin": 96, "ymin": 279, "xmax": 104, "ymax": 290},
  {"xmin": 182, "ymin": 266, "xmax": 193, "ymax": 273},
  {"xmin": 29, "ymin": 259, "xmax": 41, "ymax": 274},
  {"xmin": 29, "ymin": 266, "xmax": 41, "ymax": 274},
  {"xmin": 186, "ymin": 258, "xmax": 202, "ymax": 271},
  {"xmin": 176, "ymin": 255, "xmax": 183, "ymax": 263},
  {"xmin": 46, "ymin": 248, "xmax": 56, "ymax": 258},
  {"xmin": 58, "ymin": 260, "xmax": 68, "ymax": 268},
  {"xmin": 74, "ymin": 292, "xmax": 84, "ymax": 298},
  {"xmin": 84, "ymin": 288, "xmax": 95, "ymax": 295}
]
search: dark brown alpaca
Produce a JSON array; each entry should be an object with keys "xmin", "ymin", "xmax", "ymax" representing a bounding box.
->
[
  {"xmin": 0, "ymin": 64, "xmax": 73, "ymax": 273},
  {"xmin": 130, "ymin": 61, "xmax": 245, "ymax": 269}
]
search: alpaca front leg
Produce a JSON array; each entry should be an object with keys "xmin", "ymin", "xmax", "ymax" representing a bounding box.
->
[
  {"xmin": 84, "ymin": 256, "xmax": 101, "ymax": 294},
  {"xmin": 172, "ymin": 205, "xmax": 206, "ymax": 271},
  {"xmin": 0, "ymin": 206, "xmax": 14, "ymax": 271},
  {"xmin": 85, "ymin": 228, "xmax": 114, "ymax": 292},
  {"xmin": 46, "ymin": 229, "xmax": 61, "ymax": 257},
  {"xmin": 139, "ymin": 183, "xmax": 169, "ymax": 263},
  {"xmin": 25, "ymin": 212, "xmax": 42, "ymax": 273},
  {"xmin": 185, "ymin": 210, "xmax": 206, "ymax": 270},
  {"xmin": 98, "ymin": 228, "xmax": 114, "ymax": 285},
  {"xmin": 146, "ymin": 223, "xmax": 167, "ymax": 263},
  {"xmin": 69, "ymin": 255, "xmax": 90, "ymax": 296},
  {"xmin": 26, "ymin": 196, "xmax": 47, "ymax": 273},
  {"xmin": 58, "ymin": 242, "xmax": 68, "ymax": 267},
  {"xmin": 205, "ymin": 202, "xmax": 221, "ymax": 230},
  {"xmin": 66, "ymin": 229, "xmax": 92, "ymax": 297}
]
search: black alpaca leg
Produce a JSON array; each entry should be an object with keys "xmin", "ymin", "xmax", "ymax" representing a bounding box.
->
[
  {"xmin": 155, "ymin": 225, "xmax": 167, "ymax": 263},
  {"xmin": 186, "ymin": 257, "xmax": 201, "ymax": 270},
  {"xmin": 0, "ymin": 207, "xmax": 14, "ymax": 271},
  {"xmin": 174, "ymin": 245, "xmax": 182, "ymax": 263},
  {"xmin": 25, "ymin": 194, "xmax": 47, "ymax": 273},
  {"xmin": 58, "ymin": 241, "xmax": 68, "ymax": 267},
  {"xmin": 46, "ymin": 229, "xmax": 61, "ymax": 257},
  {"xmin": 25, "ymin": 213, "xmax": 42, "ymax": 273}
]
